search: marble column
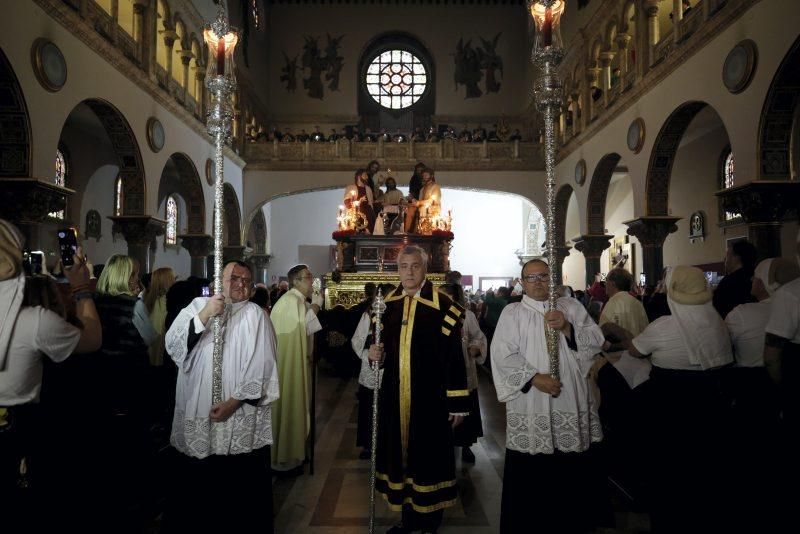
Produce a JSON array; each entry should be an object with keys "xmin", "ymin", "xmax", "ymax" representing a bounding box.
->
[
  {"xmin": 573, "ymin": 234, "xmax": 613, "ymax": 288},
  {"xmin": 599, "ymin": 50, "xmax": 615, "ymax": 92},
  {"xmin": 623, "ymin": 216, "xmax": 680, "ymax": 285},
  {"xmin": 249, "ymin": 253, "xmax": 272, "ymax": 285},
  {"xmin": 716, "ymin": 181, "xmax": 800, "ymax": 261},
  {"xmin": 132, "ymin": 0, "xmax": 147, "ymax": 65},
  {"xmin": 179, "ymin": 233, "xmax": 213, "ymax": 278},
  {"xmin": 571, "ymin": 91, "xmax": 582, "ymax": 134},
  {"xmin": 615, "ymin": 33, "xmax": 632, "ymax": 75},
  {"xmin": 645, "ymin": 0, "xmax": 661, "ymax": 46},
  {"xmin": 179, "ymin": 50, "xmax": 193, "ymax": 102},
  {"xmin": 109, "ymin": 216, "xmax": 165, "ymax": 273},
  {"xmin": 544, "ymin": 245, "xmax": 572, "ymax": 286},
  {"xmin": 162, "ymin": 30, "xmax": 177, "ymax": 82}
]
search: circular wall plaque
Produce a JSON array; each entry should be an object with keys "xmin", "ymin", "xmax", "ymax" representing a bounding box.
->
[
  {"xmin": 205, "ymin": 158, "xmax": 215, "ymax": 186},
  {"xmin": 627, "ymin": 117, "xmax": 645, "ymax": 154},
  {"xmin": 574, "ymin": 159, "xmax": 587, "ymax": 186},
  {"xmin": 723, "ymin": 39, "xmax": 758, "ymax": 94},
  {"xmin": 31, "ymin": 38, "xmax": 67, "ymax": 92},
  {"xmin": 146, "ymin": 117, "xmax": 165, "ymax": 152}
]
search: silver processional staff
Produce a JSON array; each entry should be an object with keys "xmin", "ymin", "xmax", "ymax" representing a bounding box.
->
[{"xmin": 368, "ymin": 288, "xmax": 386, "ymax": 534}]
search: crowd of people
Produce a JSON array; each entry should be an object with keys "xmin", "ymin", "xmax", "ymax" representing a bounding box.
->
[
  {"xmin": 2, "ymin": 212, "xmax": 799, "ymax": 533},
  {"xmin": 249, "ymin": 123, "xmax": 524, "ymax": 144}
]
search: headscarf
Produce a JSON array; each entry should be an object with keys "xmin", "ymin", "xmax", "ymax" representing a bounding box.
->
[
  {"xmin": 0, "ymin": 219, "xmax": 26, "ymax": 371},
  {"xmin": 754, "ymin": 257, "xmax": 800, "ymax": 296},
  {"xmin": 666, "ymin": 265, "xmax": 733, "ymax": 370}
]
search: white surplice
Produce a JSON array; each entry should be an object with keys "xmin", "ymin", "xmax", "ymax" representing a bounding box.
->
[
  {"xmin": 166, "ymin": 298, "xmax": 280, "ymax": 459},
  {"xmin": 491, "ymin": 295, "xmax": 604, "ymax": 455}
]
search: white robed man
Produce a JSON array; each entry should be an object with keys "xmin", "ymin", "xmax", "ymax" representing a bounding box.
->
[
  {"xmin": 270, "ymin": 263, "xmax": 325, "ymax": 473},
  {"xmin": 164, "ymin": 260, "xmax": 280, "ymax": 533},
  {"xmin": 491, "ymin": 259, "xmax": 608, "ymax": 533}
]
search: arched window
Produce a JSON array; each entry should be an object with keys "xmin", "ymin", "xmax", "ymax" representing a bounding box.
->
[
  {"xmin": 365, "ymin": 50, "xmax": 427, "ymax": 110},
  {"xmin": 165, "ymin": 195, "xmax": 178, "ymax": 245},
  {"xmin": 115, "ymin": 176, "xmax": 124, "ymax": 216},
  {"xmin": 720, "ymin": 147, "xmax": 737, "ymax": 221},
  {"xmin": 49, "ymin": 148, "xmax": 67, "ymax": 219}
]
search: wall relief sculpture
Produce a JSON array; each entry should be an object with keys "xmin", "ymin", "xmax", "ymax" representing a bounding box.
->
[
  {"xmin": 282, "ymin": 34, "xmax": 345, "ymax": 99},
  {"xmin": 453, "ymin": 33, "xmax": 503, "ymax": 99}
]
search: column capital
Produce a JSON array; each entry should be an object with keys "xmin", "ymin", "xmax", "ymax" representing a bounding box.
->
[
  {"xmin": 644, "ymin": 0, "xmax": 661, "ymax": 17},
  {"xmin": 599, "ymin": 51, "xmax": 616, "ymax": 66},
  {"xmin": 716, "ymin": 181, "xmax": 800, "ymax": 224},
  {"xmin": 109, "ymin": 215, "xmax": 165, "ymax": 246},
  {"xmin": 615, "ymin": 33, "xmax": 632, "ymax": 48},
  {"xmin": 623, "ymin": 216, "xmax": 680, "ymax": 246},
  {"xmin": 178, "ymin": 233, "xmax": 213, "ymax": 258},
  {"xmin": 249, "ymin": 253, "xmax": 272, "ymax": 269},
  {"xmin": 0, "ymin": 178, "xmax": 74, "ymax": 224},
  {"xmin": 572, "ymin": 235, "xmax": 613, "ymax": 258}
]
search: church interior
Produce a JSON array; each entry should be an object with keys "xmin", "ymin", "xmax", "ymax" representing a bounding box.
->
[{"xmin": 1, "ymin": 0, "xmax": 799, "ymax": 532}]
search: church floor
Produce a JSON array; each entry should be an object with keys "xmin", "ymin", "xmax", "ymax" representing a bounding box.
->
[{"xmin": 272, "ymin": 366, "xmax": 651, "ymax": 534}]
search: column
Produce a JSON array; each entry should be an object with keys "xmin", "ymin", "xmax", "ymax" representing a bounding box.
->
[
  {"xmin": 571, "ymin": 91, "xmax": 581, "ymax": 134},
  {"xmin": 195, "ymin": 71, "xmax": 206, "ymax": 117},
  {"xmin": 615, "ymin": 33, "xmax": 632, "ymax": 75},
  {"xmin": 179, "ymin": 50, "xmax": 193, "ymax": 102},
  {"xmin": 162, "ymin": 30, "xmax": 178, "ymax": 83},
  {"xmin": 716, "ymin": 181, "xmax": 800, "ymax": 261},
  {"xmin": 178, "ymin": 233, "xmax": 213, "ymax": 277},
  {"xmin": 599, "ymin": 51, "xmax": 615, "ymax": 92},
  {"xmin": 645, "ymin": 0, "xmax": 661, "ymax": 46},
  {"xmin": 109, "ymin": 216, "xmax": 165, "ymax": 273},
  {"xmin": 623, "ymin": 216, "xmax": 680, "ymax": 285},
  {"xmin": 672, "ymin": 0, "xmax": 684, "ymax": 43},
  {"xmin": 572, "ymin": 234, "xmax": 613, "ymax": 288},
  {"xmin": 550, "ymin": 245, "xmax": 571, "ymax": 286},
  {"xmin": 249, "ymin": 253, "xmax": 272, "ymax": 285},
  {"xmin": 132, "ymin": 0, "xmax": 147, "ymax": 65},
  {"xmin": 587, "ymin": 67, "xmax": 602, "ymax": 120},
  {"xmin": 109, "ymin": 0, "xmax": 120, "ymax": 45}
]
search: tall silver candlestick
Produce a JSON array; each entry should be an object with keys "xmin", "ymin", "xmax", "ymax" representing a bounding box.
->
[
  {"xmin": 369, "ymin": 288, "xmax": 387, "ymax": 534},
  {"xmin": 530, "ymin": 0, "xmax": 565, "ymax": 380},
  {"xmin": 204, "ymin": 5, "xmax": 238, "ymax": 405}
]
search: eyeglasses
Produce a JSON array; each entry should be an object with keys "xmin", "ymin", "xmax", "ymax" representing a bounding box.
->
[
  {"xmin": 226, "ymin": 274, "xmax": 252, "ymax": 286},
  {"xmin": 523, "ymin": 273, "xmax": 549, "ymax": 283},
  {"xmin": 298, "ymin": 274, "xmax": 314, "ymax": 280}
]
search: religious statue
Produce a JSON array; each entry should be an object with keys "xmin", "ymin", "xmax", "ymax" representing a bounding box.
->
[
  {"xmin": 478, "ymin": 32, "xmax": 503, "ymax": 93},
  {"xmin": 453, "ymin": 38, "xmax": 483, "ymax": 98},
  {"xmin": 302, "ymin": 36, "xmax": 326, "ymax": 99},
  {"xmin": 323, "ymin": 33, "xmax": 345, "ymax": 91},
  {"xmin": 280, "ymin": 52, "xmax": 298, "ymax": 92}
]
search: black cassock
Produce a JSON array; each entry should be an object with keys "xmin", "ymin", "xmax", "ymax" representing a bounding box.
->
[{"xmin": 375, "ymin": 280, "xmax": 470, "ymax": 513}]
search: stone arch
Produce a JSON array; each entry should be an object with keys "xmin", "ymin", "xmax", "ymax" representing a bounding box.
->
[
  {"xmin": 587, "ymin": 153, "xmax": 623, "ymax": 234},
  {"xmin": 158, "ymin": 152, "xmax": 205, "ymax": 234},
  {"xmin": 758, "ymin": 34, "xmax": 800, "ymax": 180},
  {"xmin": 645, "ymin": 101, "xmax": 710, "ymax": 216},
  {"xmin": 78, "ymin": 98, "xmax": 146, "ymax": 215},
  {"xmin": 248, "ymin": 208, "xmax": 267, "ymax": 254},
  {"xmin": 554, "ymin": 183, "xmax": 574, "ymax": 246},
  {"xmin": 605, "ymin": 19, "xmax": 619, "ymax": 49},
  {"xmin": 223, "ymin": 182, "xmax": 242, "ymax": 246},
  {"xmin": 0, "ymin": 46, "xmax": 31, "ymax": 178}
]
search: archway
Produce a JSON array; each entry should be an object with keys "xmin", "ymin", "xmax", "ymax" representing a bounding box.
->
[
  {"xmin": 0, "ymin": 46, "xmax": 31, "ymax": 178},
  {"xmin": 759, "ymin": 34, "xmax": 800, "ymax": 180},
  {"xmin": 553, "ymin": 184, "xmax": 574, "ymax": 284},
  {"xmin": 587, "ymin": 153, "xmax": 622, "ymax": 235},
  {"xmin": 246, "ymin": 208, "xmax": 268, "ymax": 254},
  {"xmin": 223, "ymin": 182, "xmax": 242, "ymax": 246},
  {"xmin": 158, "ymin": 153, "xmax": 205, "ymax": 235}
]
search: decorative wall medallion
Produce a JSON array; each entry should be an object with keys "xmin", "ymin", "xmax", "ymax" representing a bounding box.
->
[
  {"xmin": 627, "ymin": 117, "xmax": 645, "ymax": 154},
  {"xmin": 31, "ymin": 38, "xmax": 67, "ymax": 92},
  {"xmin": 723, "ymin": 39, "xmax": 757, "ymax": 94},
  {"xmin": 205, "ymin": 158, "xmax": 215, "ymax": 186},
  {"xmin": 689, "ymin": 211, "xmax": 705, "ymax": 243},
  {"xmin": 574, "ymin": 159, "xmax": 587, "ymax": 186},
  {"xmin": 146, "ymin": 117, "xmax": 165, "ymax": 152}
]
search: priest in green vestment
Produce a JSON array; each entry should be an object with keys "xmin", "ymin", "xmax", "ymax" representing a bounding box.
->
[
  {"xmin": 270, "ymin": 264, "xmax": 324, "ymax": 472},
  {"xmin": 368, "ymin": 245, "xmax": 470, "ymax": 533}
]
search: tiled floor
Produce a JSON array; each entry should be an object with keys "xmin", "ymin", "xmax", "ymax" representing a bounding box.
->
[{"xmin": 273, "ymin": 365, "xmax": 651, "ymax": 533}]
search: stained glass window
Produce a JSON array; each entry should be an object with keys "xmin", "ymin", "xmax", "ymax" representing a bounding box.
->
[
  {"xmin": 365, "ymin": 50, "xmax": 427, "ymax": 110},
  {"xmin": 722, "ymin": 150, "xmax": 736, "ymax": 220},
  {"xmin": 49, "ymin": 149, "xmax": 67, "ymax": 219},
  {"xmin": 166, "ymin": 195, "xmax": 178, "ymax": 245},
  {"xmin": 251, "ymin": 0, "xmax": 260, "ymax": 30},
  {"xmin": 115, "ymin": 176, "xmax": 124, "ymax": 216}
]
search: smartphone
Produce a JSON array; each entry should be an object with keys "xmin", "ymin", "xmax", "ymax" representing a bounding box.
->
[
  {"xmin": 639, "ymin": 273, "xmax": 647, "ymax": 286},
  {"xmin": 30, "ymin": 251, "xmax": 44, "ymax": 275},
  {"xmin": 57, "ymin": 228, "xmax": 78, "ymax": 267},
  {"xmin": 201, "ymin": 286, "xmax": 211, "ymax": 297}
]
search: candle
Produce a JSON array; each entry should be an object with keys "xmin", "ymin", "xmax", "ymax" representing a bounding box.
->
[
  {"xmin": 542, "ymin": 8, "xmax": 553, "ymax": 47},
  {"xmin": 216, "ymin": 35, "xmax": 225, "ymax": 75}
]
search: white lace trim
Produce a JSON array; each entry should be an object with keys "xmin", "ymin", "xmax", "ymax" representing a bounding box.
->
[
  {"xmin": 358, "ymin": 357, "xmax": 383, "ymax": 389},
  {"xmin": 505, "ymin": 409, "xmax": 603, "ymax": 455},
  {"xmin": 171, "ymin": 405, "xmax": 274, "ymax": 459}
]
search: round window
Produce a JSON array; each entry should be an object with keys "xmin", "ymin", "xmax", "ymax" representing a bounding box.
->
[{"xmin": 365, "ymin": 49, "xmax": 427, "ymax": 110}]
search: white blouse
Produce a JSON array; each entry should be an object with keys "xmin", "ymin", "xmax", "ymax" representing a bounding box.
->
[
  {"xmin": 352, "ymin": 311, "xmax": 382, "ymax": 390},
  {"xmin": 166, "ymin": 298, "xmax": 280, "ymax": 459},
  {"xmin": 491, "ymin": 296, "xmax": 604, "ymax": 455}
]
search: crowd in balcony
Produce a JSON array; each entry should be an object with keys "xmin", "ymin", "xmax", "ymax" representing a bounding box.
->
[{"xmin": 247, "ymin": 124, "xmax": 525, "ymax": 144}]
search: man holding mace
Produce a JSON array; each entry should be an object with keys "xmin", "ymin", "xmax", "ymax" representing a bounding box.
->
[
  {"xmin": 491, "ymin": 259, "xmax": 606, "ymax": 533},
  {"xmin": 368, "ymin": 245, "xmax": 469, "ymax": 534},
  {"xmin": 164, "ymin": 261, "xmax": 280, "ymax": 532}
]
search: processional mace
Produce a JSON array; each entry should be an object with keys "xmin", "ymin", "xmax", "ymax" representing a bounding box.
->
[
  {"xmin": 530, "ymin": 0, "xmax": 565, "ymax": 380},
  {"xmin": 369, "ymin": 288, "xmax": 387, "ymax": 534},
  {"xmin": 203, "ymin": 5, "xmax": 238, "ymax": 405}
]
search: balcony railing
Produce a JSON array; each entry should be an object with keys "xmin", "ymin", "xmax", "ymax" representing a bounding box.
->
[{"xmin": 244, "ymin": 139, "xmax": 544, "ymax": 170}]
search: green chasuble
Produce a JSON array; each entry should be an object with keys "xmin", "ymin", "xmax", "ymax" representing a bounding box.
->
[
  {"xmin": 270, "ymin": 288, "xmax": 320, "ymax": 470},
  {"xmin": 375, "ymin": 280, "xmax": 470, "ymax": 513}
]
